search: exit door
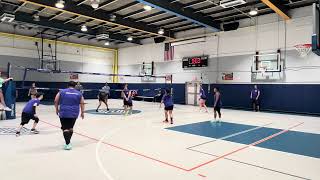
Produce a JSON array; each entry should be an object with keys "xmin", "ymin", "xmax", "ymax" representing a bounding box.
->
[{"xmin": 185, "ymin": 82, "xmax": 201, "ymax": 106}]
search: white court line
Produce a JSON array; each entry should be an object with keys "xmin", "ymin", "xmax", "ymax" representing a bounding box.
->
[
  {"xmin": 187, "ymin": 122, "xmax": 273, "ymax": 149},
  {"xmin": 95, "ymin": 121, "xmax": 138, "ymax": 180}
]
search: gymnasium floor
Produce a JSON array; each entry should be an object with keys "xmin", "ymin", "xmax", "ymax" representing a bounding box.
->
[{"xmin": 1, "ymin": 99, "xmax": 320, "ymax": 180}]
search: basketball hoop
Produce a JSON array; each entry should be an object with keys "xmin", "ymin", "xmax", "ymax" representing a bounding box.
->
[
  {"xmin": 294, "ymin": 44, "xmax": 312, "ymax": 57},
  {"xmin": 259, "ymin": 66, "xmax": 267, "ymax": 76}
]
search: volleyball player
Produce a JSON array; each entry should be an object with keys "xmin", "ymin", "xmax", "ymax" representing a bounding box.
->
[
  {"xmin": 96, "ymin": 82, "xmax": 110, "ymax": 112},
  {"xmin": 161, "ymin": 89, "xmax": 174, "ymax": 124},
  {"xmin": 0, "ymin": 72, "xmax": 13, "ymax": 111},
  {"xmin": 75, "ymin": 82, "xmax": 84, "ymax": 94},
  {"xmin": 122, "ymin": 84, "xmax": 133, "ymax": 116},
  {"xmin": 16, "ymin": 92, "xmax": 43, "ymax": 136},
  {"xmin": 28, "ymin": 82, "xmax": 37, "ymax": 99},
  {"xmin": 213, "ymin": 87, "xmax": 222, "ymax": 123},
  {"xmin": 199, "ymin": 85, "xmax": 209, "ymax": 113},
  {"xmin": 54, "ymin": 81, "xmax": 85, "ymax": 150},
  {"xmin": 250, "ymin": 85, "xmax": 261, "ymax": 112}
]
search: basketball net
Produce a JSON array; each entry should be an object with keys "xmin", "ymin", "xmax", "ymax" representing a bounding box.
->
[
  {"xmin": 294, "ymin": 44, "xmax": 312, "ymax": 57},
  {"xmin": 259, "ymin": 66, "xmax": 267, "ymax": 76}
]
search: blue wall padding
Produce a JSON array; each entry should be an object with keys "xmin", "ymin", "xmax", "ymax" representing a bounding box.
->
[{"xmin": 15, "ymin": 82, "xmax": 320, "ymax": 115}]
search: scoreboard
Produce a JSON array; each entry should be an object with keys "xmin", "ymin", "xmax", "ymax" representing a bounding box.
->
[{"xmin": 182, "ymin": 56, "xmax": 208, "ymax": 68}]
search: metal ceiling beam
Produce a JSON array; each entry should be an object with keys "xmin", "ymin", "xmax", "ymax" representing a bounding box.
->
[
  {"xmin": 183, "ymin": 0, "xmax": 208, "ymax": 8},
  {"xmin": 136, "ymin": 0, "xmax": 220, "ymax": 31},
  {"xmin": 94, "ymin": 0, "xmax": 120, "ymax": 10},
  {"xmin": 13, "ymin": 12, "xmax": 142, "ymax": 44},
  {"xmin": 13, "ymin": 2, "xmax": 27, "ymax": 13},
  {"xmin": 123, "ymin": 9, "xmax": 145, "ymax": 19},
  {"xmin": 260, "ymin": 0, "xmax": 290, "ymax": 20},
  {"xmin": 18, "ymin": 0, "xmax": 174, "ymax": 38},
  {"xmin": 135, "ymin": 11, "xmax": 166, "ymax": 22},
  {"xmin": 108, "ymin": 1, "xmax": 139, "ymax": 14},
  {"xmin": 204, "ymin": 0, "xmax": 261, "ymax": 16},
  {"xmin": 173, "ymin": 25, "xmax": 202, "ymax": 32},
  {"xmin": 49, "ymin": 12, "xmax": 64, "ymax": 21}
]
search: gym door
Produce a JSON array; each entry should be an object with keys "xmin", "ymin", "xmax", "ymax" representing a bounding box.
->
[{"xmin": 185, "ymin": 82, "xmax": 201, "ymax": 106}]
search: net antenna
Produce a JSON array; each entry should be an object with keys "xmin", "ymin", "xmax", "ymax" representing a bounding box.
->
[{"xmin": 294, "ymin": 44, "xmax": 312, "ymax": 57}]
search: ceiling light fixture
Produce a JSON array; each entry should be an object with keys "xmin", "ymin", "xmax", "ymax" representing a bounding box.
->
[
  {"xmin": 143, "ymin": 5, "xmax": 152, "ymax": 11},
  {"xmin": 90, "ymin": 0, "xmax": 100, "ymax": 9},
  {"xmin": 33, "ymin": 14, "xmax": 40, "ymax": 22},
  {"xmin": 158, "ymin": 28, "xmax": 164, "ymax": 35},
  {"xmin": 127, "ymin": 36, "xmax": 133, "ymax": 41},
  {"xmin": 109, "ymin": 14, "xmax": 116, "ymax": 21},
  {"xmin": 104, "ymin": 41, "xmax": 110, "ymax": 46},
  {"xmin": 249, "ymin": 8, "xmax": 258, "ymax": 16},
  {"xmin": 81, "ymin": 25, "xmax": 88, "ymax": 32},
  {"xmin": 55, "ymin": 0, "xmax": 65, "ymax": 9}
]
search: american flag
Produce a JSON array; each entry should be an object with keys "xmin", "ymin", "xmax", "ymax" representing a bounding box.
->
[{"xmin": 164, "ymin": 43, "xmax": 174, "ymax": 61}]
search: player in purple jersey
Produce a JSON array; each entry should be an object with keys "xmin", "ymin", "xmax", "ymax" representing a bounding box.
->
[
  {"xmin": 199, "ymin": 85, "xmax": 209, "ymax": 113},
  {"xmin": 250, "ymin": 85, "xmax": 261, "ymax": 112},
  {"xmin": 54, "ymin": 81, "xmax": 85, "ymax": 150},
  {"xmin": 213, "ymin": 87, "xmax": 222, "ymax": 123},
  {"xmin": 160, "ymin": 89, "xmax": 174, "ymax": 124},
  {"xmin": 122, "ymin": 84, "xmax": 133, "ymax": 116},
  {"xmin": 16, "ymin": 92, "xmax": 44, "ymax": 136}
]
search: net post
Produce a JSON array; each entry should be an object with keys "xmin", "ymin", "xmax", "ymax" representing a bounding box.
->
[
  {"xmin": 22, "ymin": 68, "xmax": 28, "ymax": 88},
  {"xmin": 7, "ymin": 63, "xmax": 11, "ymax": 78}
]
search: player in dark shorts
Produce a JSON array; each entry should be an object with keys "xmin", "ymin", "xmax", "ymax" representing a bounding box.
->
[
  {"xmin": 122, "ymin": 84, "xmax": 133, "ymax": 116},
  {"xmin": 199, "ymin": 85, "xmax": 209, "ymax": 113},
  {"xmin": 250, "ymin": 85, "xmax": 261, "ymax": 112},
  {"xmin": 54, "ymin": 81, "xmax": 85, "ymax": 150},
  {"xmin": 213, "ymin": 87, "xmax": 222, "ymax": 123},
  {"xmin": 16, "ymin": 92, "xmax": 44, "ymax": 136},
  {"xmin": 161, "ymin": 89, "xmax": 174, "ymax": 124},
  {"xmin": 96, "ymin": 82, "xmax": 110, "ymax": 112},
  {"xmin": 28, "ymin": 82, "xmax": 38, "ymax": 99}
]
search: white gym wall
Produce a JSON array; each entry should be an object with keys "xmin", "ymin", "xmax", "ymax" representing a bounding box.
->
[
  {"xmin": 0, "ymin": 33, "xmax": 115, "ymax": 83},
  {"xmin": 118, "ymin": 6, "xmax": 320, "ymax": 84}
]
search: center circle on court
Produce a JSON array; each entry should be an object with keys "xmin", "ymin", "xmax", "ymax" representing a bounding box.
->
[{"xmin": 85, "ymin": 108, "xmax": 142, "ymax": 115}]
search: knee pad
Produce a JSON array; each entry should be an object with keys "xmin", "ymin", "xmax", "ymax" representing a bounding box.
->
[{"xmin": 34, "ymin": 117, "xmax": 39, "ymax": 123}]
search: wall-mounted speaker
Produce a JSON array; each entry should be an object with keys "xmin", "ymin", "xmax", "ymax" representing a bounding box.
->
[
  {"xmin": 221, "ymin": 22, "xmax": 240, "ymax": 31},
  {"xmin": 154, "ymin": 37, "xmax": 166, "ymax": 43}
]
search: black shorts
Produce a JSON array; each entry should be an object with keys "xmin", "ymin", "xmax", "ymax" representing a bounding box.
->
[
  {"xmin": 60, "ymin": 118, "xmax": 77, "ymax": 130},
  {"xmin": 214, "ymin": 106, "xmax": 221, "ymax": 112},
  {"xmin": 164, "ymin": 105, "xmax": 174, "ymax": 111},
  {"xmin": 98, "ymin": 92, "xmax": 108, "ymax": 101},
  {"xmin": 21, "ymin": 112, "xmax": 39, "ymax": 125},
  {"xmin": 252, "ymin": 99, "xmax": 260, "ymax": 106},
  {"xmin": 123, "ymin": 100, "xmax": 133, "ymax": 107}
]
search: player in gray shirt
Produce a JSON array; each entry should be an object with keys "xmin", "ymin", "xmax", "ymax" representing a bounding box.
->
[{"xmin": 96, "ymin": 82, "xmax": 110, "ymax": 112}]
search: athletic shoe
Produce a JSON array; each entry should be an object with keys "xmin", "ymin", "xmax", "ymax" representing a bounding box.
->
[
  {"xmin": 4, "ymin": 107, "xmax": 11, "ymax": 111},
  {"xmin": 67, "ymin": 144, "xmax": 72, "ymax": 150},
  {"xmin": 30, "ymin": 129, "xmax": 39, "ymax": 134},
  {"xmin": 163, "ymin": 119, "xmax": 169, "ymax": 123},
  {"xmin": 96, "ymin": 109, "xmax": 99, "ymax": 112},
  {"xmin": 107, "ymin": 108, "xmax": 110, "ymax": 111},
  {"xmin": 15, "ymin": 131, "xmax": 20, "ymax": 137},
  {"xmin": 63, "ymin": 144, "xmax": 72, "ymax": 150},
  {"xmin": 170, "ymin": 118, "xmax": 173, "ymax": 124}
]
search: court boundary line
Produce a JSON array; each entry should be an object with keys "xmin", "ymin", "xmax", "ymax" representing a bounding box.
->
[
  {"xmin": 188, "ymin": 148, "xmax": 311, "ymax": 180},
  {"xmin": 39, "ymin": 120, "xmax": 303, "ymax": 173},
  {"xmin": 186, "ymin": 122, "xmax": 273, "ymax": 149},
  {"xmin": 187, "ymin": 122, "xmax": 304, "ymax": 171}
]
